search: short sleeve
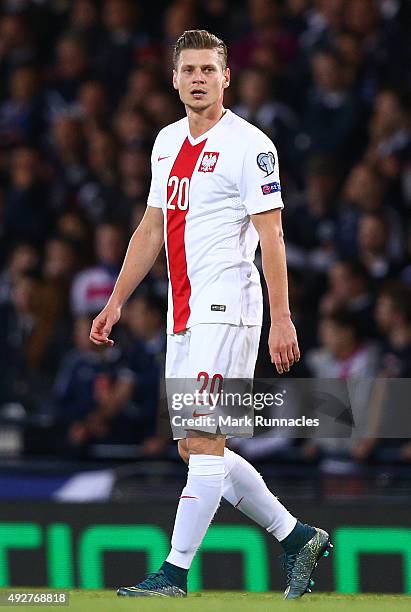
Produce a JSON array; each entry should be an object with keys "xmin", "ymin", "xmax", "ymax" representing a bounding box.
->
[
  {"xmin": 239, "ymin": 131, "xmax": 284, "ymax": 215},
  {"xmin": 147, "ymin": 139, "xmax": 162, "ymax": 209}
]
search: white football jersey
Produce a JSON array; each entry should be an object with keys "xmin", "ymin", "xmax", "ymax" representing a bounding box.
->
[{"xmin": 147, "ymin": 109, "xmax": 284, "ymax": 334}]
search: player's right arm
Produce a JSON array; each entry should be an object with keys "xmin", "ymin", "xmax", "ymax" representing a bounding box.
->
[{"xmin": 89, "ymin": 206, "xmax": 164, "ymax": 346}]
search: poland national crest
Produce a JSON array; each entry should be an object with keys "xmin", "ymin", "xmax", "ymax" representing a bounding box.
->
[{"xmin": 199, "ymin": 152, "xmax": 219, "ymax": 173}]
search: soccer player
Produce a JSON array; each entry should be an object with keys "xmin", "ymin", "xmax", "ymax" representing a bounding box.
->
[{"xmin": 90, "ymin": 30, "xmax": 332, "ymax": 599}]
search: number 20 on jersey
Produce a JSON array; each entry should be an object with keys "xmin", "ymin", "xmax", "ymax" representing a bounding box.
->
[{"xmin": 167, "ymin": 176, "xmax": 189, "ymax": 211}]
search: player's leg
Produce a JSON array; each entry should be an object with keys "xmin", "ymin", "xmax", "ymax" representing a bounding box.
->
[
  {"xmin": 178, "ymin": 442, "xmax": 332, "ymax": 600},
  {"xmin": 118, "ymin": 329, "xmax": 227, "ymax": 598},
  {"xmin": 157, "ymin": 322, "xmax": 235, "ymax": 595},
  {"xmin": 222, "ymin": 446, "xmax": 332, "ymax": 599},
  {"xmin": 118, "ymin": 433, "xmax": 225, "ymax": 597},
  {"xmin": 222, "ymin": 446, "xmax": 296, "ymax": 539},
  {"xmin": 162, "ymin": 432, "xmax": 225, "ymax": 590},
  {"xmin": 178, "ymin": 440, "xmax": 296, "ymax": 539},
  {"xmin": 178, "ymin": 439, "xmax": 295, "ymax": 540},
  {"xmin": 154, "ymin": 324, "xmax": 252, "ymax": 595},
  {"xmin": 221, "ymin": 450, "xmax": 332, "ymax": 599},
  {"xmin": 179, "ymin": 438, "xmax": 329, "ymax": 596},
  {"xmin": 218, "ymin": 324, "xmax": 332, "ymax": 598}
]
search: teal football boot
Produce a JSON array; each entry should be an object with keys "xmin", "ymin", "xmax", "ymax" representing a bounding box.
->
[
  {"xmin": 282, "ymin": 526, "xmax": 333, "ymax": 600},
  {"xmin": 117, "ymin": 569, "xmax": 187, "ymax": 598}
]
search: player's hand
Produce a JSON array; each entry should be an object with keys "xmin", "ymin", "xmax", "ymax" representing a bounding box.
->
[
  {"xmin": 269, "ymin": 317, "xmax": 300, "ymax": 375},
  {"xmin": 89, "ymin": 304, "xmax": 121, "ymax": 346}
]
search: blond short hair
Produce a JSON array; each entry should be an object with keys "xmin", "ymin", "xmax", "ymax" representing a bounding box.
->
[{"xmin": 173, "ymin": 30, "xmax": 228, "ymax": 70}]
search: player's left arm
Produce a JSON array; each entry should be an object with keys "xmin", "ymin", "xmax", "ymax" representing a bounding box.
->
[{"xmin": 251, "ymin": 208, "xmax": 300, "ymax": 374}]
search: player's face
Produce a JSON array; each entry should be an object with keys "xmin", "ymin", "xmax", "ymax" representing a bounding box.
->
[{"xmin": 173, "ymin": 48, "xmax": 230, "ymax": 112}]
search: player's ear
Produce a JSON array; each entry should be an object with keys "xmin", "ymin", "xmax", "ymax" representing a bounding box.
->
[
  {"xmin": 223, "ymin": 67, "xmax": 230, "ymax": 88},
  {"xmin": 172, "ymin": 70, "xmax": 178, "ymax": 90}
]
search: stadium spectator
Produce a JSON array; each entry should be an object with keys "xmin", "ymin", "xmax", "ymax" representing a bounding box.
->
[
  {"xmin": 303, "ymin": 308, "xmax": 380, "ymax": 461},
  {"xmin": 38, "ymin": 235, "xmax": 80, "ymax": 371},
  {"xmin": 4, "ymin": 147, "xmax": 52, "ymax": 247},
  {"xmin": 120, "ymin": 291, "xmax": 167, "ymax": 441},
  {"xmin": 285, "ymin": 155, "xmax": 339, "ymax": 271},
  {"xmin": 333, "ymin": 31, "xmax": 367, "ymax": 97},
  {"xmin": 234, "ymin": 66, "xmax": 297, "ymax": 141},
  {"xmin": 56, "ymin": 210, "xmax": 92, "ymax": 256},
  {"xmin": 295, "ymin": 48, "xmax": 361, "ymax": 164},
  {"xmin": 233, "ymin": 65, "xmax": 297, "ymax": 171},
  {"xmin": 118, "ymin": 147, "xmax": 151, "ymax": 221},
  {"xmin": 53, "ymin": 293, "xmax": 164, "ymax": 452},
  {"xmin": 365, "ymin": 89, "xmax": 411, "ymax": 208},
  {"xmin": 306, "ymin": 308, "xmax": 379, "ymax": 379},
  {"xmin": 351, "ymin": 282, "xmax": 411, "ymax": 462},
  {"xmin": 45, "ymin": 33, "xmax": 90, "ymax": 117},
  {"xmin": 114, "ymin": 106, "xmax": 150, "ymax": 147},
  {"xmin": 344, "ymin": 0, "xmax": 379, "ymax": 37},
  {"xmin": 43, "ymin": 235, "xmax": 79, "ymax": 307},
  {"xmin": 366, "ymin": 89, "xmax": 411, "ymax": 170},
  {"xmin": 163, "ymin": 0, "xmax": 197, "ymax": 54},
  {"xmin": 53, "ymin": 314, "xmax": 140, "ymax": 452},
  {"xmin": 0, "ymin": 270, "xmax": 47, "ymax": 410},
  {"xmin": 69, "ymin": 0, "xmax": 103, "ymax": 54},
  {"xmin": 356, "ymin": 212, "xmax": 398, "ymax": 281},
  {"xmin": 142, "ymin": 90, "xmax": 183, "ymax": 130},
  {"xmin": 48, "ymin": 114, "xmax": 89, "ymax": 214},
  {"xmin": 299, "ymin": 0, "xmax": 346, "ymax": 53},
  {"xmin": 71, "ymin": 222, "xmax": 126, "ymax": 316},
  {"xmin": 375, "ymin": 282, "xmax": 411, "ymax": 378},
  {"xmin": 122, "ymin": 66, "xmax": 161, "ymax": 109},
  {"xmin": 76, "ymin": 80, "xmax": 109, "ymax": 135},
  {"xmin": 0, "ymin": 65, "xmax": 44, "ymax": 148},
  {"xmin": 95, "ymin": 0, "xmax": 150, "ymax": 103},
  {"xmin": 0, "ymin": 14, "xmax": 36, "ymax": 87},
  {"xmin": 320, "ymin": 258, "xmax": 376, "ymax": 338},
  {"xmin": 0, "ymin": 242, "xmax": 40, "ymax": 304},
  {"xmin": 337, "ymin": 162, "xmax": 403, "ymax": 260},
  {"xmin": 343, "ymin": 0, "xmax": 404, "ymax": 91},
  {"xmin": 80, "ymin": 128, "xmax": 122, "ymax": 223}
]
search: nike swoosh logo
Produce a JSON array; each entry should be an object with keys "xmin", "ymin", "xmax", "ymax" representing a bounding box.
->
[
  {"xmin": 192, "ymin": 410, "xmax": 212, "ymax": 417},
  {"xmin": 158, "ymin": 155, "xmax": 171, "ymax": 161}
]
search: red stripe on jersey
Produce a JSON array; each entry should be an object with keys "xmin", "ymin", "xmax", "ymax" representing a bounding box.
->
[{"xmin": 167, "ymin": 136, "xmax": 207, "ymax": 333}]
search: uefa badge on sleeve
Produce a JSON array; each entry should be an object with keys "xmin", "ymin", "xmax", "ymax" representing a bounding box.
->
[{"xmin": 257, "ymin": 151, "xmax": 275, "ymax": 176}]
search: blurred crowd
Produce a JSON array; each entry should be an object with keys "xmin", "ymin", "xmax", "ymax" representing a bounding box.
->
[{"xmin": 0, "ymin": 0, "xmax": 411, "ymax": 464}]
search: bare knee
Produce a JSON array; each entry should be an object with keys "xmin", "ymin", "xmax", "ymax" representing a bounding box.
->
[
  {"xmin": 178, "ymin": 439, "xmax": 189, "ymax": 464},
  {"xmin": 186, "ymin": 432, "xmax": 226, "ymax": 456}
]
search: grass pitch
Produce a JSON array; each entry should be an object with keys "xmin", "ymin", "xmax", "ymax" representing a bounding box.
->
[{"xmin": 1, "ymin": 590, "xmax": 411, "ymax": 612}]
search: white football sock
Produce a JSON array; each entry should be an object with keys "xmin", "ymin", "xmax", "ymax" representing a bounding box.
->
[
  {"xmin": 166, "ymin": 454, "xmax": 224, "ymax": 569},
  {"xmin": 223, "ymin": 448, "xmax": 297, "ymax": 541}
]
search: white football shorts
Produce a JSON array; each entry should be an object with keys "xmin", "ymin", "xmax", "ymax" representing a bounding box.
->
[{"xmin": 165, "ymin": 323, "xmax": 261, "ymax": 439}]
